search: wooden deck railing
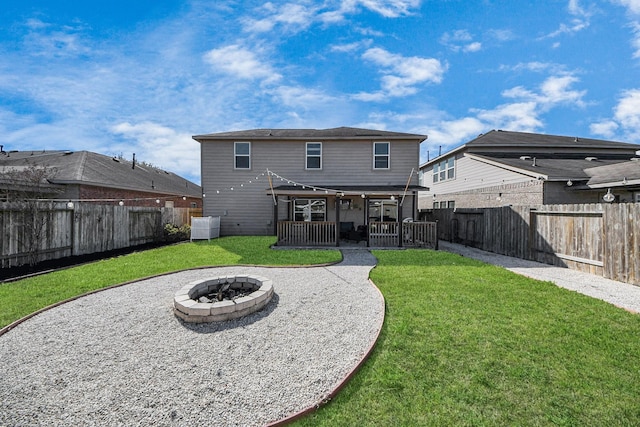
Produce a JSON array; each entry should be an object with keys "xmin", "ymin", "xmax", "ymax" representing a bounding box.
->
[
  {"xmin": 276, "ymin": 220, "xmax": 438, "ymax": 249},
  {"xmin": 402, "ymin": 221, "xmax": 438, "ymax": 249},
  {"xmin": 276, "ymin": 221, "xmax": 337, "ymax": 246},
  {"xmin": 368, "ymin": 222, "xmax": 399, "ymax": 247}
]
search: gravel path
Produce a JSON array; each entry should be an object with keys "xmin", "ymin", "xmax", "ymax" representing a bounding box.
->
[
  {"xmin": 0, "ymin": 250, "xmax": 384, "ymax": 427},
  {"xmin": 440, "ymin": 241, "xmax": 640, "ymax": 313}
]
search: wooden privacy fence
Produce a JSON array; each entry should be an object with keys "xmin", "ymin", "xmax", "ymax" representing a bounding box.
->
[
  {"xmin": 421, "ymin": 203, "xmax": 640, "ymax": 286},
  {"xmin": 0, "ymin": 203, "xmax": 197, "ymax": 268}
]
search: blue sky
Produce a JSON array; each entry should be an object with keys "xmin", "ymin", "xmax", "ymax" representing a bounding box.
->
[{"xmin": 2, "ymin": 0, "xmax": 640, "ymax": 185}]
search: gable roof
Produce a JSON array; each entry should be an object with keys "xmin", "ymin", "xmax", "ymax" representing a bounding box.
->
[
  {"xmin": 193, "ymin": 126, "xmax": 427, "ymax": 142},
  {"xmin": 467, "ymin": 154, "xmax": 628, "ymax": 181},
  {"xmin": 585, "ymin": 160, "xmax": 640, "ymax": 188},
  {"xmin": 421, "ymin": 130, "xmax": 640, "ymax": 168},
  {"xmin": 0, "ymin": 150, "xmax": 201, "ymax": 197}
]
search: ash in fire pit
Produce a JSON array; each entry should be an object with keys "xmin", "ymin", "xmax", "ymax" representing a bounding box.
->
[{"xmin": 174, "ymin": 275, "xmax": 273, "ymax": 323}]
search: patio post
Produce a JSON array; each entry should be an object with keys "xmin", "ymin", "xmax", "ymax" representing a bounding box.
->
[{"xmin": 335, "ymin": 196, "xmax": 340, "ymax": 247}]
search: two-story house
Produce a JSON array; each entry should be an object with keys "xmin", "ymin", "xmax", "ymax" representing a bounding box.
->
[
  {"xmin": 419, "ymin": 130, "xmax": 640, "ymax": 210},
  {"xmin": 193, "ymin": 127, "xmax": 429, "ymax": 246}
]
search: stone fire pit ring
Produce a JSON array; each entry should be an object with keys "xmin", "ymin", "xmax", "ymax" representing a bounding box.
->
[{"xmin": 174, "ymin": 275, "xmax": 274, "ymax": 323}]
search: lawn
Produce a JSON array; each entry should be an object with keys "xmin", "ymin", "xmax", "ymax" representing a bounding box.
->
[
  {"xmin": 2, "ymin": 239, "xmax": 640, "ymax": 425},
  {"xmin": 295, "ymin": 250, "xmax": 640, "ymax": 426}
]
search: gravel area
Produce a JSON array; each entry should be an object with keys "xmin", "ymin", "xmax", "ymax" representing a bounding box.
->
[
  {"xmin": 440, "ymin": 241, "xmax": 640, "ymax": 313},
  {"xmin": 0, "ymin": 250, "xmax": 384, "ymax": 427}
]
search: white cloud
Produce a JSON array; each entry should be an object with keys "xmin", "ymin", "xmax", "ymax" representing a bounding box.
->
[
  {"xmin": 502, "ymin": 74, "xmax": 586, "ymax": 109},
  {"xmin": 358, "ymin": 0, "xmax": 422, "ymax": 17},
  {"xmin": 502, "ymin": 61, "xmax": 566, "ymax": 73},
  {"xmin": 440, "ymin": 29, "xmax": 482, "ymax": 52},
  {"xmin": 244, "ymin": 0, "xmax": 422, "ymax": 31},
  {"xmin": 612, "ymin": 0, "xmax": 640, "ymax": 15},
  {"xmin": 588, "ymin": 89, "xmax": 640, "ymax": 141},
  {"xmin": 542, "ymin": 0, "xmax": 592, "ymax": 38},
  {"xmin": 330, "ymin": 40, "xmax": 371, "ymax": 53},
  {"xmin": 464, "ymin": 42, "xmax": 482, "ymax": 52},
  {"xmin": 610, "ymin": 1, "xmax": 640, "ymax": 58},
  {"xmin": 242, "ymin": 2, "xmax": 315, "ymax": 33},
  {"xmin": 269, "ymin": 85, "xmax": 338, "ymax": 108},
  {"xmin": 614, "ymin": 89, "xmax": 640, "ymax": 130},
  {"xmin": 110, "ymin": 121, "xmax": 201, "ymax": 182},
  {"xmin": 203, "ymin": 44, "xmax": 282, "ymax": 83},
  {"xmin": 590, "ymin": 120, "xmax": 619, "ymax": 137},
  {"xmin": 354, "ymin": 47, "xmax": 446, "ymax": 100},
  {"xmin": 425, "ymin": 117, "xmax": 486, "ymax": 148}
]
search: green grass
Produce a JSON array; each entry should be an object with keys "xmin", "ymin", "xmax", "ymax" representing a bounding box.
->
[
  {"xmin": 295, "ymin": 250, "xmax": 640, "ymax": 426},
  {"xmin": 0, "ymin": 236, "xmax": 340, "ymax": 328},
  {"xmin": 3, "ymin": 240, "xmax": 640, "ymax": 425}
]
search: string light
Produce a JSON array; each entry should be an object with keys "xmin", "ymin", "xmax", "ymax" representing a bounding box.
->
[{"xmin": 204, "ymin": 168, "xmax": 417, "ymax": 199}]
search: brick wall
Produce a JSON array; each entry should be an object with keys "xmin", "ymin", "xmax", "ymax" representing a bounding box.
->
[{"xmin": 78, "ymin": 184, "xmax": 201, "ymax": 208}]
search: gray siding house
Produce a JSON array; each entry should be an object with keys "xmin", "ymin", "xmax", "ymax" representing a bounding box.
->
[
  {"xmin": 419, "ymin": 130, "xmax": 640, "ymax": 210},
  {"xmin": 194, "ymin": 127, "xmax": 429, "ymax": 246}
]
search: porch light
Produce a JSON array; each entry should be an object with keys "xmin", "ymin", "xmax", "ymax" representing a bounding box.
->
[
  {"xmin": 390, "ymin": 195, "xmax": 395, "ymax": 201},
  {"xmin": 66, "ymin": 201, "xmax": 74, "ymax": 209},
  {"xmin": 119, "ymin": 200, "xmax": 124, "ymax": 206},
  {"xmin": 566, "ymin": 180, "xmax": 573, "ymax": 186},
  {"xmin": 603, "ymin": 188, "xmax": 615, "ymax": 203},
  {"xmin": 156, "ymin": 199, "xmax": 160, "ymax": 204},
  {"xmin": 361, "ymin": 194, "xmax": 366, "ymax": 198}
]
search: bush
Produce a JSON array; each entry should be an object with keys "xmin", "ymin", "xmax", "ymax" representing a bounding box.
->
[{"xmin": 163, "ymin": 223, "xmax": 191, "ymax": 242}]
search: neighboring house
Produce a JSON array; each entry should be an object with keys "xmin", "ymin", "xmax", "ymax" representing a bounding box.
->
[
  {"xmin": 0, "ymin": 149, "xmax": 202, "ymax": 208},
  {"xmin": 193, "ymin": 127, "xmax": 428, "ymax": 245},
  {"xmin": 418, "ymin": 130, "xmax": 640, "ymax": 210}
]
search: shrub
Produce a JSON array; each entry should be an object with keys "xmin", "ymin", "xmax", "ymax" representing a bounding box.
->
[{"xmin": 163, "ymin": 223, "xmax": 191, "ymax": 242}]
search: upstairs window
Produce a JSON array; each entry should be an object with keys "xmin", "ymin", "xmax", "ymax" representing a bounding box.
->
[
  {"xmin": 306, "ymin": 142, "xmax": 322, "ymax": 169},
  {"xmin": 373, "ymin": 142, "xmax": 390, "ymax": 169},
  {"xmin": 433, "ymin": 157, "xmax": 455, "ymax": 183},
  {"xmin": 234, "ymin": 142, "xmax": 250, "ymax": 169}
]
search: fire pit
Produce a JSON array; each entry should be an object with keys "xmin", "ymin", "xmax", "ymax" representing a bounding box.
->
[{"xmin": 174, "ymin": 275, "xmax": 274, "ymax": 323}]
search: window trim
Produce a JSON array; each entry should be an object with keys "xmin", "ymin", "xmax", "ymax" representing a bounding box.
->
[
  {"xmin": 234, "ymin": 141, "xmax": 251, "ymax": 170},
  {"xmin": 305, "ymin": 142, "xmax": 322, "ymax": 170},
  {"xmin": 433, "ymin": 156, "xmax": 455, "ymax": 183},
  {"xmin": 373, "ymin": 141, "xmax": 390, "ymax": 170}
]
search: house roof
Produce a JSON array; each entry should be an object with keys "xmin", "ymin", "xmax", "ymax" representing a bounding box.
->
[
  {"xmin": 467, "ymin": 154, "xmax": 627, "ymax": 181},
  {"xmin": 193, "ymin": 126, "xmax": 427, "ymax": 142},
  {"xmin": 0, "ymin": 150, "xmax": 201, "ymax": 197},
  {"xmin": 421, "ymin": 130, "xmax": 640, "ymax": 167},
  {"xmin": 584, "ymin": 160, "xmax": 640, "ymax": 188}
]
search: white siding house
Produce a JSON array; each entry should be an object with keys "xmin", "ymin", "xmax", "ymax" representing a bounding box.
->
[
  {"xmin": 419, "ymin": 130, "xmax": 640, "ymax": 210},
  {"xmin": 194, "ymin": 127, "xmax": 429, "ymax": 246}
]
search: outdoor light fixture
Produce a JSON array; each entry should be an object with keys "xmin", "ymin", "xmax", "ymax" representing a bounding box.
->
[
  {"xmin": 603, "ymin": 188, "xmax": 615, "ymax": 203},
  {"xmin": 118, "ymin": 200, "xmax": 124, "ymax": 206},
  {"xmin": 66, "ymin": 201, "xmax": 74, "ymax": 209},
  {"xmin": 156, "ymin": 199, "xmax": 160, "ymax": 204},
  {"xmin": 567, "ymin": 180, "xmax": 573, "ymax": 186}
]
